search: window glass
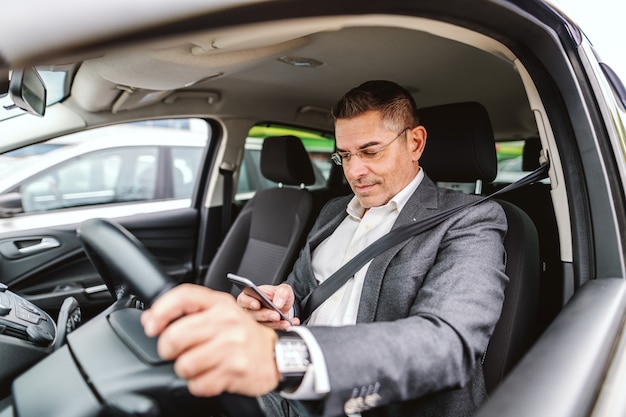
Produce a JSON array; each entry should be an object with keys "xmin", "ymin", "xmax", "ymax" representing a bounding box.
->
[
  {"xmin": 21, "ymin": 147, "xmax": 158, "ymax": 212},
  {"xmin": 494, "ymin": 138, "xmax": 549, "ymax": 184},
  {"xmin": 235, "ymin": 125, "xmax": 335, "ymax": 200},
  {"xmin": 0, "ymin": 118, "xmax": 209, "ymax": 214},
  {"xmin": 494, "ymin": 140, "xmax": 524, "ymax": 184},
  {"xmin": 171, "ymin": 146, "xmax": 203, "ymax": 198}
]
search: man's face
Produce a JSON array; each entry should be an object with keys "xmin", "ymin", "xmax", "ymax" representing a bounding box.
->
[{"xmin": 335, "ymin": 110, "xmax": 426, "ymax": 209}]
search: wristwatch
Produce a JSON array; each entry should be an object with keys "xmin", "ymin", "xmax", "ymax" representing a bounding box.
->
[{"xmin": 274, "ymin": 331, "xmax": 311, "ymax": 391}]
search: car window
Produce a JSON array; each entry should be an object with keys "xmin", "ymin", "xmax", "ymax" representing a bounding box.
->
[
  {"xmin": 172, "ymin": 146, "xmax": 203, "ymax": 198},
  {"xmin": 235, "ymin": 124, "xmax": 334, "ymax": 200},
  {"xmin": 21, "ymin": 147, "xmax": 157, "ymax": 211},
  {"xmin": 494, "ymin": 138, "xmax": 547, "ymax": 184},
  {"xmin": 1, "ymin": 118, "xmax": 209, "ymax": 214}
]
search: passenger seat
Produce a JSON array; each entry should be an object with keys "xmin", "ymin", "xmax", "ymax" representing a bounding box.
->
[{"xmin": 203, "ymin": 135, "xmax": 316, "ymax": 294}]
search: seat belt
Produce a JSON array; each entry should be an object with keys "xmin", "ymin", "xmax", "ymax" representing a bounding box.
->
[
  {"xmin": 300, "ymin": 163, "xmax": 550, "ymax": 320},
  {"xmin": 219, "ymin": 162, "xmax": 235, "ymax": 240}
]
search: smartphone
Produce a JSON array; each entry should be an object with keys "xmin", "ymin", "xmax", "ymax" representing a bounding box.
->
[{"xmin": 227, "ymin": 273, "xmax": 292, "ymax": 323}]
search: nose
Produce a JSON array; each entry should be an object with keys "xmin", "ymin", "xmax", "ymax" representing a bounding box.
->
[{"xmin": 343, "ymin": 155, "xmax": 369, "ymax": 181}]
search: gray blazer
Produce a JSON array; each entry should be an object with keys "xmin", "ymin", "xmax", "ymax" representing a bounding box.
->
[{"xmin": 285, "ymin": 174, "xmax": 508, "ymax": 417}]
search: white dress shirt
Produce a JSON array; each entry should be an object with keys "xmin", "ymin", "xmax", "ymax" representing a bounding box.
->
[{"xmin": 283, "ymin": 169, "xmax": 424, "ymax": 402}]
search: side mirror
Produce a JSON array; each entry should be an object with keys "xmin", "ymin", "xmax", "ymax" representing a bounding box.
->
[
  {"xmin": 9, "ymin": 67, "xmax": 47, "ymax": 117},
  {"xmin": 0, "ymin": 192, "xmax": 24, "ymax": 218}
]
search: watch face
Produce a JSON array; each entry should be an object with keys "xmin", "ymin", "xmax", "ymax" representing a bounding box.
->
[{"xmin": 275, "ymin": 337, "xmax": 310, "ymax": 374}]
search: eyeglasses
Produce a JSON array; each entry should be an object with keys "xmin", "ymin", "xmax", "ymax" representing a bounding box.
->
[{"xmin": 331, "ymin": 128, "xmax": 409, "ymax": 166}]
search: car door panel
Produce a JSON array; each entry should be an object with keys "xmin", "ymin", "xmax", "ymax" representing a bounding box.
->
[
  {"xmin": 0, "ymin": 227, "xmax": 83, "ymax": 285},
  {"xmin": 117, "ymin": 207, "xmax": 200, "ymax": 282},
  {"xmin": 13, "ymin": 254, "xmax": 112, "ymax": 321},
  {"xmin": 0, "ymin": 207, "xmax": 200, "ymax": 321}
]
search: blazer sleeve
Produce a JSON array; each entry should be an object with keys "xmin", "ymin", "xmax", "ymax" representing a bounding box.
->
[{"xmin": 299, "ymin": 199, "xmax": 508, "ymax": 417}]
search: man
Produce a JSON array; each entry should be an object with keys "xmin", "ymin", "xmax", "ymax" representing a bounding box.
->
[{"xmin": 142, "ymin": 80, "xmax": 508, "ymax": 417}]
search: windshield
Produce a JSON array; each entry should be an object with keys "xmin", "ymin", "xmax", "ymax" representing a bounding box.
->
[{"xmin": 0, "ymin": 69, "xmax": 67, "ymax": 121}]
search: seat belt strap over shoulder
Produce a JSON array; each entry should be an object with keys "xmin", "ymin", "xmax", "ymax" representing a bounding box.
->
[{"xmin": 300, "ymin": 163, "xmax": 550, "ymax": 320}]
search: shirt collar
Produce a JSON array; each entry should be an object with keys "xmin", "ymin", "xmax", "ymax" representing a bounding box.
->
[{"xmin": 346, "ymin": 168, "xmax": 424, "ymax": 219}]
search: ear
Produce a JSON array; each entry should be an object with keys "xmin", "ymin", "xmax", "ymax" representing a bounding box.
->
[{"xmin": 408, "ymin": 125, "xmax": 427, "ymax": 162}]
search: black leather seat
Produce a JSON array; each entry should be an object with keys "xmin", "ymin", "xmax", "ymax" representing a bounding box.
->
[
  {"xmin": 203, "ymin": 135, "xmax": 316, "ymax": 294},
  {"xmin": 495, "ymin": 137, "xmax": 562, "ymax": 334},
  {"xmin": 419, "ymin": 102, "xmax": 541, "ymax": 393}
]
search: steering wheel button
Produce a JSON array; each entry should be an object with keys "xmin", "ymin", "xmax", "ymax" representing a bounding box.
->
[
  {"xmin": 17, "ymin": 299, "xmax": 38, "ymax": 313},
  {"xmin": 26, "ymin": 325, "xmax": 54, "ymax": 347},
  {"xmin": 0, "ymin": 304, "xmax": 11, "ymax": 316},
  {"xmin": 0, "ymin": 292, "xmax": 10, "ymax": 306},
  {"xmin": 16, "ymin": 308, "xmax": 29, "ymax": 321}
]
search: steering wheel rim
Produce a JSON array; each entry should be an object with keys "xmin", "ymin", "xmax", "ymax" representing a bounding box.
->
[
  {"xmin": 77, "ymin": 218, "xmax": 174, "ymax": 305},
  {"xmin": 75, "ymin": 218, "xmax": 267, "ymax": 417}
]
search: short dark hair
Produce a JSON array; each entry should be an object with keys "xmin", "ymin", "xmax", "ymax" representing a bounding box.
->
[{"xmin": 331, "ymin": 80, "xmax": 419, "ymax": 131}]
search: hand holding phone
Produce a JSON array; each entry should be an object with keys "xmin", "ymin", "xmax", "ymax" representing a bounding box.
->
[{"xmin": 227, "ymin": 273, "xmax": 292, "ymax": 324}]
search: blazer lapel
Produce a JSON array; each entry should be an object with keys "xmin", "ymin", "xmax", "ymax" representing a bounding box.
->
[{"xmin": 357, "ymin": 174, "xmax": 441, "ymax": 323}]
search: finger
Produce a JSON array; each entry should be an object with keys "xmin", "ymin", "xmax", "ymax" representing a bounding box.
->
[
  {"xmin": 156, "ymin": 308, "xmax": 222, "ymax": 360},
  {"xmin": 177, "ymin": 344, "xmax": 227, "ymax": 397},
  {"xmin": 277, "ymin": 319, "xmax": 294, "ymax": 330},
  {"xmin": 172, "ymin": 335, "xmax": 223, "ymax": 382},
  {"xmin": 255, "ymin": 318, "xmax": 287, "ymax": 330},
  {"xmin": 142, "ymin": 284, "xmax": 222, "ymax": 337},
  {"xmin": 176, "ymin": 325, "xmax": 280, "ymax": 398},
  {"xmin": 185, "ymin": 360, "xmax": 277, "ymax": 398},
  {"xmin": 272, "ymin": 284, "xmax": 294, "ymax": 310},
  {"xmin": 245, "ymin": 306, "xmax": 283, "ymax": 324},
  {"xmin": 186, "ymin": 370, "xmax": 226, "ymax": 398},
  {"xmin": 237, "ymin": 290, "xmax": 261, "ymax": 310}
]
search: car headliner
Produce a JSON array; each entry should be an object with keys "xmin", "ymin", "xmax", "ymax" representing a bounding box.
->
[{"xmin": 0, "ymin": 0, "xmax": 553, "ymax": 151}]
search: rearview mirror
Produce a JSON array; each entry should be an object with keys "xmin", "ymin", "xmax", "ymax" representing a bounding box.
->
[{"xmin": 9, "ymin": 67, "xmax": 47, "ymax": 117}]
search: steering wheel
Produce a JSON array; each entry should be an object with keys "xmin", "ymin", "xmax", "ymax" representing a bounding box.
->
[
  {"xmin": 77, "ymin": 218, "xmax": 175, "ymax": 304},
  {"xmin": 75, "ymin": 218, "xmax": 266, "ymax": 417}
]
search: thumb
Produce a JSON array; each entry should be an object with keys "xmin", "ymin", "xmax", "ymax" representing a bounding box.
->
[{"xmin": 273, "ymin": 283, "xmax": 294, "ymax": 311}]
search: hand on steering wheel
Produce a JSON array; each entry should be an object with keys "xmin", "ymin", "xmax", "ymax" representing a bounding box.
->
[{"xmin": 77, "ymin": 218, "xmax": 270, "ymax": 417}]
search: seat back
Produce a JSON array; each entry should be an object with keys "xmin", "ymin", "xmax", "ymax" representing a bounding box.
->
[
  {"xmin": 203, "ymin": 135, "xmax": 316, "ymax": 294},
  {"xmin": 496, "ymin": 136, "xmax": 562, "ymax": 335},
  {"xmin": 419, "ymin": 102, "xmax": 540, "ymax": 393}
]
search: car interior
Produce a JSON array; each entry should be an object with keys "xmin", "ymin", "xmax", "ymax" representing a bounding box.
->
[{"xmin": 1, "ymin": 1, "xmax": 624, "ymax": 415}]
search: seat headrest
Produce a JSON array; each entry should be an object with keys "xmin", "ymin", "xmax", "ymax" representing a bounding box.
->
[
  {"xmin": 418, "ymin": 102, "xmax": 497, "ymax": 183},
  {"xmin": 260, "ymin": 135, "xmax": 316, "ymax": 186}
]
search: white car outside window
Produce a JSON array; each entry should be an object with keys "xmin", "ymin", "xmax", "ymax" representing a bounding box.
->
[{"xmin": 0, "ymin": 119, "xmax": 208, "ymax": 231}]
